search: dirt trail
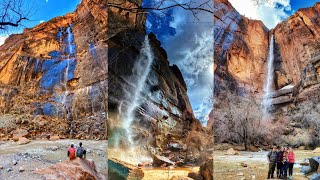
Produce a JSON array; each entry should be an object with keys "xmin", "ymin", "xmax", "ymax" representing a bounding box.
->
[
  {"xmin": 214, "ymin": 150, "xmax": 313, "ymax": 180},
  {"xmin": 0, "ymin": 139, "xmax": 107, "ymax": 180}
]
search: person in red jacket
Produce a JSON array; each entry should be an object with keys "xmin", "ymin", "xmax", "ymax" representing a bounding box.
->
[
  {"xmin": 67, "ymin": 144, "xmax": 76, "ymax": 160},
  {"xmin": 287, "ymin": 147, "xmax": 295, "ymax": 179}
]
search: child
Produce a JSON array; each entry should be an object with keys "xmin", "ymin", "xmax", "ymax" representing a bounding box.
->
[{"xmin": 281, "ymin": 147, "xmax": 289, "ymax": 178}]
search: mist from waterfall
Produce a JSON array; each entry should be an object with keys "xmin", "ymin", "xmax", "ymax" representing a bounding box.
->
[
  {"xmin": 121, "ymin": 35, "xmax": 154, "ymax": 146},
  {"xmin": 262, "ymin": 35, "xmax": 275, "ymax": 120}
]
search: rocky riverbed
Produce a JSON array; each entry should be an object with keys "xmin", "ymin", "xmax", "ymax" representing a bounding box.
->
[
  {"xmin": 214, "ymin": 150, "xmax": 317, "ymax": 180},
  {"xmin": 0, "ymin": 139, "xmax": 107, "ymax": 179}
]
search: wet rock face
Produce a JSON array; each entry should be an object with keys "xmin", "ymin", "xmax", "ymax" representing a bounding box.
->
[
  {"xmin": 0, "ymin": 0, "xmax": 107, "ymax": 139},
  {"xmin": 108, "ymin": 29, "xmax": 201, "ymax": 149}
]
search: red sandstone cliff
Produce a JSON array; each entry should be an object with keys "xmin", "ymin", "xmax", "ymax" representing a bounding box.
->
[{"xmin": 0, "ymin": 0, "xmax": 107, "ymax": 140}]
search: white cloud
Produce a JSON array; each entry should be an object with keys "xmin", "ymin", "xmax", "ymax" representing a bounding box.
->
[
  {"xmin": 40, "ymin": 20, "xmax": 45, "ymax": 23},
  {"xmin": 46, "ymin": 0, "xmax": 48, "ymax": 2},
  {"xmin": 0, "ymin": 36, "xmax": 8, "ymax": 46},
  {"xmin": 229, "ymin": 0, "xmax": 292, "ymax": 29}
]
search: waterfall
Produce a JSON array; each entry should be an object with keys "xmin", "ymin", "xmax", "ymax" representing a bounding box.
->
[
  {"xmin": 262, "ymin": 35, "xmax": 275, "ymax": 120},
  {"xmin": 62, "ymin": 26, "xmax": 74, "ymax": 134},
  {"xmin": 121, "ymin": 35, "xmax": 154, "ymax": 146}
]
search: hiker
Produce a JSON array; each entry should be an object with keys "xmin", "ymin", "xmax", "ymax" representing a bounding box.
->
[
  {"xmin": 276, "ymin": 146, "xmax": 284, "ymax": 178},
  {"xmin": 267, "ymin": 146, "xmax": 278, "ymax": 179},
  {"xmin": 287, "ymin": 147, "xmax": 295, "ymax": 179},
  {"xmin": 67, "ymin": 144, "xmax": 76, "ymax": 160},
  {"xmin": 76, "ymin": 142, "xmax": 86, "ymax": 159},
  {"xmin": 281, "ymin": 147, "xmax": 289, "ymax": 178}
]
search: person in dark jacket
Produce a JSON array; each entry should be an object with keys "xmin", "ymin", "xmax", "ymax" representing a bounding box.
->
[
  {"xmin": 276, "ymin": 146, "xmax": 284, "ymax": 178},
  {"xmin": 267, "ymin": 146, "xmax": 278, "ymax": 179}
]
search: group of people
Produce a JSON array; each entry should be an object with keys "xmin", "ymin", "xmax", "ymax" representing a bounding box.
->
[
  {"xmin": 67, "ymin": 142, "xmax": 87, "ymax": 160},
  {"xmin": 267, "ymin": 146, "xmax": 295, "ymax": 179}
]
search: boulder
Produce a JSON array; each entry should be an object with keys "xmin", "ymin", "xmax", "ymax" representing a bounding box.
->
[
  {"xmin": 12, "ymin": 129, "xmax": 28, "ymax": 141},
  {"xmin": 49, "ymin": 135, "xmax": 60, "ymax": 141},
  {"xmin": 298, "ymin": 146, "xmax": 306, "ymax": 150},
  {"xmin": 17, "ymin": 137, "xmax": 31, "ymax": 145},
  {"xmin": 310, "ymin": 173, "xmax": 320, "ymax": 180},
  {"xmin": 19, "ymin": 167, "xmax": 25, "ymax": 172},
  {"xmin": 36, "ymin": 158, "xmax": 106, "ymax": 179},
  {"xmin": 199, "ymin": 158, "xmax": 213, "ymax": 180},
  {"xmin": 313, "ymin": 148, "xmax": 320, "ymax": 153},
  {"xmin": 301, "ymin": 157, "xmax": 320, "ymax": 175},
  {"xmin": 168, "ymin": 142, "xmax": 185, "ymax": 152},
  {"xmin": 225, "ymin": 148, "xmax": 240, "ymax": 155},
  {"xmin": 108, "ymin": 158, "xmax": 144, "ymax": 180},
  {"xmin": 247, "ymin": 146, "xmax": 259, "ymax": 152},
  {"xmin": 240, "ymin": 162, "xmax": 248, "ymax": 167},
  {"xmin": 152, "ymin": 155, "xmax": 175, "ymax": 167},
  {"xmin": 7, "ymin": 167, "xmax": 13, "ymax": 172},
  {"xmin": 171, "ymin": 176, "xmax": 193, "ymax": 180}
]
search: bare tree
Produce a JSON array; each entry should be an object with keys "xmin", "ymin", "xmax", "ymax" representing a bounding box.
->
[
  {"xmin": 214, "ymin": 93, "xmax": 270, "ymax": 150},
  {"xmin": 0, "ymin": 0, "xmax": 35, "ymax": 32},
  {"xmin": 108, "ymin": 0, "xmax": 213, "ymax": 18}
]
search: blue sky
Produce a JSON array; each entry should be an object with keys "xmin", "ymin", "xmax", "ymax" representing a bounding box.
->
[
  {"xmin": 229, "ymin": 0, "xmax": 319, "ymax": 29},
  {"xmin": 0, "ymin": 0, "xmax": 80, "ymax": 44},
  {"xmin": 144, "ymin": 0, "xmax": 214, "ymax": 125},
  {"xmin": 28, "ymin": 0, "xmax": 81, "ymax": 27}
]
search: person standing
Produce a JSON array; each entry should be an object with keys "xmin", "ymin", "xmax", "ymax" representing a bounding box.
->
[
  {"xmin": 287, "ymin": 147, "xmax": 295, "ymax": 179},
  {"xmin": 267, "ymin": 146, "xmax": 278, "ymax": 179},
  {"xmin": 276, "ymin": 146, "xmax": 284, "ymax": 178}
]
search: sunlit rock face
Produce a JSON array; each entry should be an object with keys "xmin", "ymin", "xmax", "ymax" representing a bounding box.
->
[
  {"xmin": 0, "ymin": 0, "xmax": 107, "ymax": 139},
  {"xmin": 215, "ymin": 0, "xmax": 320, "ymax": 98},
  {"xmin": 214, "ymin": 0, "xmax": 269, "ymax": 96},
  {"xmin": 273, "ymin": 3, "xmax": 320, "ymax": 89},
  {"xmin": 214, "ymin": 0, "xmax": 320, "ymax": 147}
]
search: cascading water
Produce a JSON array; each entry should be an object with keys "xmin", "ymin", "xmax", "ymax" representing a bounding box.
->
[
  {"xmin": 62, "ymin": 26, "xmax": 74, "ymax": 134},
  {"xmin": 262, "ymin": 35, "xmax": 275, "ymax": 120},
  {"xmin": 121, "ymin": 35, "xmax": 154, "ymax": 146}
]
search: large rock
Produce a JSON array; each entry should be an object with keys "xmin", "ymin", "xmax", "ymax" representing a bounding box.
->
[
  {"xmin": 152, "ymin": 155, "xmax": 175, "ymax": 167},
  {"xmin": 12, "ymin": 129, "xmax": 28, "ymax": 141},
  {"xmin": 36, "ymin": 158, "xmax": 106, "ymax": 179},
  {"xmin": 49, "ymin": 135, "xmax": 60, "ymax": 141},
  {"xmin": 313, "ymin": 147, "xmax": 320, "ymax": 153},
  {"xmin": 171, "ymin": 176, "xmax": 193, "ymax": 180},
  {"xmin": 17, "ymin": 137, "xmax": 31, "ymax": 145},
  {"xmin": 108, "ymin": 158, "xmax": 144, "ymax": 180},
  {"xmin": 199, "ymin": 158, "xmax": 213, "ymax": 180},
  {"xmin": 225, "ymin": 148, "xmax": 240, "ymax": 155}
]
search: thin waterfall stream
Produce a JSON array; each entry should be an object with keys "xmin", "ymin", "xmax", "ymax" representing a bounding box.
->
[
  {"xmin": 262, "ymin": 35, "xmax": 275, "ymax": 120},
  {"xmin": 121, "ymin": 35, "xmax": 154, "ymax": 146}
]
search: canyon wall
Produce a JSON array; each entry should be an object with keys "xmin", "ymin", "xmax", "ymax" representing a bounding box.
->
[
  {"xmin": 215, "ymin": 0, "xmax": 320, "ymax": 96},
  {"xmin": 0, "ymin": 0, "xmax": 107, "ymax": 140},
  {"xmin": 108, "ymin": 0, "xmax": 210, "ymax": 163},
  {"xmin": 214, "ymin": 0, "xmax": 320, "ymax": 147}
]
